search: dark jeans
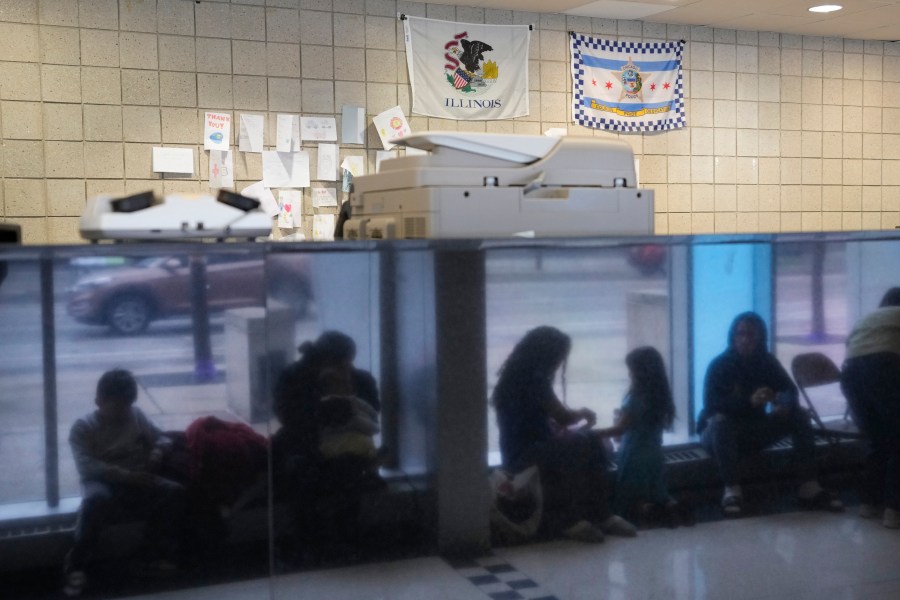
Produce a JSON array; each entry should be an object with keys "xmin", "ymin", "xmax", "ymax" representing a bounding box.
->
[
  {"xmin": 700, "ymin": 409, "xmax": 817, "ymax": 488},
  {"xmin": 842, "ymin": 352, "xmax": 900, "ymax": 511},
  {"xmin": 65, "ymin": 477, "xmax": 186, "ymax": 572},
  {"xmin": 520, "ymin": 430, "xmax": 612, "ymax": 534}
]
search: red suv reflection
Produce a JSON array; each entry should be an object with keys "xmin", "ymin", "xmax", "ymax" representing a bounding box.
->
[{"xmin": 67, "ymin": 255, "xmax": 312, "ymax": 334}]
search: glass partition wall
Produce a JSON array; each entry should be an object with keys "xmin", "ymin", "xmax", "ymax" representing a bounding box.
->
[{"xmin": 0, "ymin": 231, "xmax": 897, "ymax": 598}]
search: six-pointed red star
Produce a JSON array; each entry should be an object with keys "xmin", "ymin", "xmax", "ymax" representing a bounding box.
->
[
  {"xmin": 605, "ymin": 81, "xmax": 613, "ymax": 89},
  {"xmin": 663, "ymin": 82, "xmax": 671, "ymax": 90},
  {"xmin": 650, "ymin": 83, "xmax": 656, "ymax": 91},
  {"xmin": 592, "ymin": 79, "xmax": 597, "ymax": 86}
]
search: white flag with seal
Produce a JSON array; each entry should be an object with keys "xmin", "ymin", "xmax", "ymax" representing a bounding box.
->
[
  {"xmin": 571, "ymin": 33, "xmax": 685, "ymax": 133},
  {"xmin": 403, "ymin": 16, "xmax": 530, "ymax": 120}
]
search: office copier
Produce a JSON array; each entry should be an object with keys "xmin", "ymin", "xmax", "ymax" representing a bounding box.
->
[{"xmin": 344, "ymin": 132, "xmax": 654, "ymax": 240}]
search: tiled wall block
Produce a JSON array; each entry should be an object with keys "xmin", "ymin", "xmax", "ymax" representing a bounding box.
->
[{"xmin": 2, "ymin": 1, "xmax": 900, "ymax": 243}]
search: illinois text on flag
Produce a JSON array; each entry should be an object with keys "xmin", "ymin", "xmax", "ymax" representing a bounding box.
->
[
  {"xmin": 571, "ymin": 34, "xmax": 685, "ymax": 133},
  {"xmin": 403, "ymin": 16, "xmax": 530, "ymax": 120}
]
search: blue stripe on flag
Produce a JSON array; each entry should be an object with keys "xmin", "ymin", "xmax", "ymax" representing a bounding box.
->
[
  {"xmin": 581, "ymin": 55, "xmax": 680, "ymax": 72},
  {"xmin": 581, "ymin": 98, "xmax": 675, "ymax": 111}
]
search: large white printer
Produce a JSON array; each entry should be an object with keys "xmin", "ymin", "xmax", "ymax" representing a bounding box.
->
[{"xmin": 344, "ymin": 132, "xmax": 654, "ymax": 240}]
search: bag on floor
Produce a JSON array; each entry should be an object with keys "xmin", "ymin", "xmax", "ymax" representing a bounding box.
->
[{"xmin": 489, "ymin": 466, "xmax": 542, "ymax": 544}]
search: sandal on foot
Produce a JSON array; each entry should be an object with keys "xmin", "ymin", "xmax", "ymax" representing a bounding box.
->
[{"xmin": 798, "ymin": 490, "xmax": 844, "ymax": 512}]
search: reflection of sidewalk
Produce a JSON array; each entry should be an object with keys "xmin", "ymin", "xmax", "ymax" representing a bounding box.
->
[{"xmin": 0, "ymin": 369, "xmax": 239, "ymax": 506}]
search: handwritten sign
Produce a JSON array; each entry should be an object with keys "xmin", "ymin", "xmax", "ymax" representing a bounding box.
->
[{"xmin": 204, "ymin": 112, "xmax": 231, "ymax": 151}]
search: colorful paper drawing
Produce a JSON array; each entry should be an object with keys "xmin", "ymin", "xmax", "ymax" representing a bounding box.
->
[{"xmin": 204, "ymin": 112, "xmax": 231, "ymax": 151}]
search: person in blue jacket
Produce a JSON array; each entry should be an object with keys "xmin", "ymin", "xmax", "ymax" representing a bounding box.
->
[{"xmin": 699, "ymin": 312, "xmax": 843, "ymax": 517}]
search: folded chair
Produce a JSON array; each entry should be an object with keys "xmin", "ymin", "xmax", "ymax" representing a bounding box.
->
[{"xmin": 790, "ymin": 352, "xmax": 862, "ymax": 445}]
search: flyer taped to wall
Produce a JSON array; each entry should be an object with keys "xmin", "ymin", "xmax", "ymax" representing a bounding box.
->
[
  {"xmin": 403, "ymin": 16, "xmax": 530, "ymax": 120},
  {"xmin": 372, "ymin": 106, "xmax": 411, "ymax": 150},
  {"xmin": 570, "ymin": 33, "xmax": 685, "ymax": 133}
]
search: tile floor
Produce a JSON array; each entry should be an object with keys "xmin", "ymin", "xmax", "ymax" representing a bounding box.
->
[{"xmin": 126, "ymin": 510, "xmax": 900, "ymax": 600}]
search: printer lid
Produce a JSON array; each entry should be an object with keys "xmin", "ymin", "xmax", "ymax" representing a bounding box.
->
[{"xmin": 396, "ymin": 132, "xmax": 559, "ymax": 164}]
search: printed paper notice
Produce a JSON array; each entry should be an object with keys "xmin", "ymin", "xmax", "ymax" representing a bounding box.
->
[
  {"xmin": 313, "ymin": 214, "xmax": 335, "ymax": 241},
  {"xmin": 241, "ymin": 180, "xmax": 279, "ymax": 217},
  {"xmin": 262, "ymin": 151, "xmax": 310, "ymax": 188},
  {"xmin": 312, "ymin": 187, "xmax": 338, "ymax": 208},
  {"xmin": 204, "ymin": 112, "xmax": 231, "ymax": 151},
  {"xmin": 301, "ymin": 117, "xmax": 337, "ymax": 141},
  {"xmin": 276, "ymin": 114, "xmax": 300, "ymax": 152},
  {"xmin": 278, "ymin": 189, "xmax": 302, "ymax": 229},
  {"xmin": 341, "ymin": 105, "xmax": 365, "ymax": 144},
  {"xmin": 317, "ymin": 144, "xmax": 338, "ymax": 181},
  {"xmin": 152, "ymin": 147, "xmax": 194, "ymax": 174},
  {"xmin": 239, "ymin": 114, "xmax": 264, "ymax": 153},
  {"xmin": 372, "ymin": 105, "xmax": 411, "ymax": 150},
  {"xmin": 208, "ymin": 150, "xmax": 234, "ymax": 189}
]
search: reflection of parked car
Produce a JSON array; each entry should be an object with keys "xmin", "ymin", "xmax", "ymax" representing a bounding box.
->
[{"xmin": 67, "ymin": 254, "xmax": 313, "ymax": 334}]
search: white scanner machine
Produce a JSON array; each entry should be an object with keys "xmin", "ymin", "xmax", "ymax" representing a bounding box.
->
[
  {"xmin": 80, "ymin": 192, "xmax": 272, "ymax": 241},
  {"xmin": 344, "ymin": 132, "xmax": 654, "ymax": 240}
]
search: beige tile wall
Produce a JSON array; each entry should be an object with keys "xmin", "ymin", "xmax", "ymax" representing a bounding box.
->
[{"xmin": 1, "ymin": 0, "xmax": 899, "ymax": 243}]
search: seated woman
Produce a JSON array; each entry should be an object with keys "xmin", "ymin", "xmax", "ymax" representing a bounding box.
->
[
  {"xmin": 272, "ymin": 331, "xmax": 382, "ymax": 562},
  {"xmin": 698, "ymin": 312, "xmax": 843, "ymax": 517},
  {"xmin": 492, "ymin": 326, "xmax": 636, "ymax": 543}
]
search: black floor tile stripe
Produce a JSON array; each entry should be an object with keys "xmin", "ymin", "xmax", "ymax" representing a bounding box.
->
[{"xmin": 446, "ymin": 554, "xmax": 560, "ymax": 600}]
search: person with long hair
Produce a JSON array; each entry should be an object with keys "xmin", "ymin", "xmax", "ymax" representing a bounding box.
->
[
  {"xmin": 699, "ymin": 312, "xmax": 843, "ymax": 517},
  {"xmin": 271, "ymin": 330, "xmax": 382, "ymax": 563},
  {"xmin": 841, "ymin": 287, "xmax": 900, "ymax": 528},
  {"xmin": 492, "ymin": 326, "xmax": 636, "ymax": 543},
  {"xmin": 601, "ymin": 347, "xmax": 681, "ymax": 526}
]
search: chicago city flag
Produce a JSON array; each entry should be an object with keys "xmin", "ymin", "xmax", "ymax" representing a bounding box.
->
[
  {"xmin": 571, "ymin": 33, "xmax": 685, "ymax": 133},
  {"xmin": 403, "ymin": 16, "xmax": 530, "ymax": 120}
]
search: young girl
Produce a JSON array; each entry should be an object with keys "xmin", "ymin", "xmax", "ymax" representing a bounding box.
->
[{"xmin": 601, "ymin": 346, "xmax": 680, "ymax": 526}]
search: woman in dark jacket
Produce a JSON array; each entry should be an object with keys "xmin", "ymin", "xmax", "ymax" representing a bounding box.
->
[
  {"xmin": 700, "ymin": 312, "xmax": 842, "ymax": 516},
  {"xmin": 493, "ymin": 326, "xmax": 636, "ymax": 542},
  {"xmin": 272, "ymin": 330, "xmax": 382, "ymax": 561}
]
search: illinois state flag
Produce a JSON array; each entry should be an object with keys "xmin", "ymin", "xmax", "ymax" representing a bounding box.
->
[
  {"xmin": 404, "ymin": 16, "xmax": 530, "ymax": 120},
  {"xmin": 571, "ymin": 33, "xmax": 685, "ymax": 133}
]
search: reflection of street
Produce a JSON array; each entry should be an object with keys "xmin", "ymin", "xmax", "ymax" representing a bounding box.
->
[
  {"xmin": 0, "ymin": 262, "xmax": 319, "ymax": 505},
  {"xmin": 485, "ymin": 249, "xmax": 668, "ymax": 456},
  {"xmin": 2, "ymin": 246, "xmax": 855, "ymax": 505}
]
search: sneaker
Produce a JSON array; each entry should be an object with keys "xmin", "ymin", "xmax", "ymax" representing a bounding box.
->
[
  {"xmin": 884, "ymin": 508, "xmax": 900, "ymax": 529},
  {"xmin": 63, "ymin": 570, "xmax": 87, "ymax": 597},
  {"xmin": 722, "ymin": 494, "xmax": 743, "ymax": 517},
  {"xmin": 562, "ymin": 520, "xmax": 605, "ymax": 543},
  {"xmin": 859, "ymin": 503, "xmax": 881, "ymax": 519},
  {"xmin": 600, "ymin": 515, "xmax": 638, "ymax": 538}
]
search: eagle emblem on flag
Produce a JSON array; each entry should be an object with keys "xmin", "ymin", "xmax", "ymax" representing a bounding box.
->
[
  {"xmin": 403, "ymin": 16, "xmax": 530, "ymax": 120},
  {"xmin": 444, "ymin": 34, "xmax": 499, "ymax": 94}
]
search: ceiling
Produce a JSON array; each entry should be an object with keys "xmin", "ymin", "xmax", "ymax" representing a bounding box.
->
[{"xmin": 430, "ymin": 0, "xmax": 900, "ymax": 41}]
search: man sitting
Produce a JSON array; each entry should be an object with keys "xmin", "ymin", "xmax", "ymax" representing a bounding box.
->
[{"xmin": 64, "ymin": 369, "xmax": 185, "ymax": 596}]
